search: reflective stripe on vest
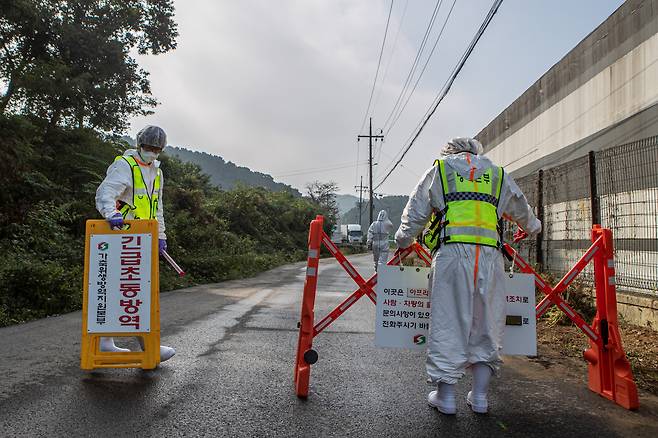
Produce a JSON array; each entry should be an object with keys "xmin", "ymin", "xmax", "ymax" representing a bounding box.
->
[
  {"xmin": 437, "ymin": 159, "xmax": 504, "ymax": 248},
  {"xmin": 114, "ymin": 155, "xmax": 161, "ymax": 220}
]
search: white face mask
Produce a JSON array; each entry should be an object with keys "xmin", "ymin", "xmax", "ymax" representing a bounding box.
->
[{"xmin": 139, "ymin": 149, "xmax": 159, "ymax": 164}]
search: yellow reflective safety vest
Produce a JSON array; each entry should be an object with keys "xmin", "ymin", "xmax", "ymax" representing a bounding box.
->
[
  {"xmin": 422, "ymin": 158, "xmax": 504, "ymax": 251},
  {"xmin": 114, "ymin": 155, "xmax": 161, "ymax": 220}
]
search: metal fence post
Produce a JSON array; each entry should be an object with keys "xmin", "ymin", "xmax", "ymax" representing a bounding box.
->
[
  {"xmin": 536, "ymin": 169, "xmax": 544, "ymax": 269},
  {"xmin": 588, "ymin": 151, "xmax": 601, "ymax": 225}
]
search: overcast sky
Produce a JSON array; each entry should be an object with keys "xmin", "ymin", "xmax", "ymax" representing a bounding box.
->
[{"xmin": 129, "ymin": 0, "xmax": 625, "ymax": 196}]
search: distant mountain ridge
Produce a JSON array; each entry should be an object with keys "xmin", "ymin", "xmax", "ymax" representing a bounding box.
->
[
  {"xmin": 122, "ymin": 136, "xmax": 301, "ymax": 195},
  {"xmin": 336, "ymin": 194, "xmax": 359, "ymax": 216},
  {"xmin": 166, "ymin": 147, "xmax": 301, "ymax": 195}
]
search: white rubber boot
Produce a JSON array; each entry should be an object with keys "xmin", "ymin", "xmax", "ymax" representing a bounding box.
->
[
  {"xmin": 137, "ymin": 337, "xmax": 175, "ymax": 362},
  {"xmin": 467, "ymin": 362, "xmax": 492, "ymax": 414},
  {"xmin": 160, "ymin": 346, "xmax": 176, "ymax": 362},
  {"xmin": 100, "ymin": 337, "xmax": 130, "ymax": 353},
  {"xmin": 427, "ymin": 382, "xmax": 457, "ymax": 415}
]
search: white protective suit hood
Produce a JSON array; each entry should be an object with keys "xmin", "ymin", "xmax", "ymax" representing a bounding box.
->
[
  {"xmin": 439, "ymin": 137, "xmax": 493, "ymax": 181},
  {"xmin": 373, "ymin": 209, "xmax": 394, "ymax": 234},
  {"xmin": 440, "ymin": 137, "xmax": 484, "ymax": 157}
]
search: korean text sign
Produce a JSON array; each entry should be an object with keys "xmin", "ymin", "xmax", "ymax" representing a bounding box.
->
[
  {"xmin": 375, "ymin": 266, "xmax": 536, "ymax": 355},
  {"xmin": 375, "ymin": 265, "xmax": 432, "ymax": 350},
  {"xmin": 501, "ymin": 272, "xmax": 537, "ymax": 356},
  {"xmin": 87, "ymin": 234, "xmax": 152, "ymax": 333}
]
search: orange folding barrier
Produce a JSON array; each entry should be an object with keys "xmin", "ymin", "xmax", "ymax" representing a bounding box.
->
[
  {"xmin": 504, "ymin": 225, "xmax": 638, "ymax": 410},
  {"xmin": 295, "ymin": 216, "xmax": 639, "ymax": 410},
  {"xmin": 294, "ymin": 215, "xmax": 430, "ymax": 397}
]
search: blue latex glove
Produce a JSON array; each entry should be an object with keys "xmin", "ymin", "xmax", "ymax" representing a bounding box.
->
[
  {"xmin": 159, "ymin": 239, "xmax": 167, "ymax": 254},
  {"xmin": 108, "ymin": 212, "xmax": 124, "ymax": 229}
]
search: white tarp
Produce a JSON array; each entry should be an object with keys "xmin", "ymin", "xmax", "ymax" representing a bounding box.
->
[{"xmin": 87, "ymin": 234, "xmax": 152, "ymax": 333}]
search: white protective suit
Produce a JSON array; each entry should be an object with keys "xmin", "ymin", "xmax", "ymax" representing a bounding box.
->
[
  {"xmin": 95, "ymin": 147, "xmax": 174, "ymax": 361},
  {"xmin": 367, "ymin": 210, "xmax": 394, "ymax": 269},
  {"xmin": 395, "ymin": 138, "xmax": 541, "ymax": 384},
  {"xmin": 95, "ymin": 149, "xmax": 166, "ymax": 239}
]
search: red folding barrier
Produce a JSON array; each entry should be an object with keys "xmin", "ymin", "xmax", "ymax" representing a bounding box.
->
[
  {"xmin": 294, "ymin": 215, "xmax": 430, "ymax": 398},
  {"xmin": 504, "ymin": 225, "xmax": 638, "ymax": 410},
  {"xmin": 295, "ymin": 216, "xmax": 638, "ymax": 410}
]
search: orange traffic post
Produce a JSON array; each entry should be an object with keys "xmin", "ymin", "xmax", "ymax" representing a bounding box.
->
[
  {"xmin": 584, "ymin": 226, "xmax": 639, "ymax": 410},
  {"xmin": 80, "ymin": 219, "xmax": 161, "ymax": 370},
  {"xmin": 294, "ymin": 215, "xmax": 324, "ymax": 397}
]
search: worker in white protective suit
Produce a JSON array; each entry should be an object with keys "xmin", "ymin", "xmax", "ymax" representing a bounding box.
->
[
  {"xmin": 95, "ymin": 125, "xmax": 175, "ymax": 362},
  {"xmin": 395, "ymin": 137, "xmax": 541, "ymax": 415},
  {"xmin": 367, "ymin": 210, "xmax": 394, "ymax": 271}
]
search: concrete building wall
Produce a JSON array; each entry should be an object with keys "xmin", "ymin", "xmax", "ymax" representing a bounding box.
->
[
  {"xmin": 477, "ymin": 0, "xmax": 658, "ymax": 177},
  {"xmin": 475, "ymin": 0, "xmax": 658, "ymax": 328},
  {"xmin": 487, "ymin": 33, "xmax": 658, "ymax": 173}
]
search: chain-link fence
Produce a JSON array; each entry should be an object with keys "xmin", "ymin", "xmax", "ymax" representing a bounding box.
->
[{"xmin": 509, "ymin": 135, "xmax": 658, "ymax": 296}]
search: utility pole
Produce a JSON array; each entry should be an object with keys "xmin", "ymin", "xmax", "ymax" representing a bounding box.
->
[
  {"xmin": 354, "ymin": 175, "xmax": 368, "ymax": 227},
  {"xmin": 357, "ymin": 117, "xmax": 383, "ymax": 225}
]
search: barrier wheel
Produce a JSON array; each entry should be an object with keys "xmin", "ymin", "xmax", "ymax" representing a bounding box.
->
[{"xmin": 303, "ymin": 349, "xmax": 318, "ymax": 365}]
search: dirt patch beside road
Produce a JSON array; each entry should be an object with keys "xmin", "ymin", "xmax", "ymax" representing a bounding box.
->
[{"xmin": 536, "ymin": 319, "xmax": 658, "ymax": 395}]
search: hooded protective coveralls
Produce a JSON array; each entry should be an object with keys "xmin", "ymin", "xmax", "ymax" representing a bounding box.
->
[
  {"xmin": 367, "ymin": 210, "xmax": 394, "ymax": 269},
  {"xmin": 95, "ymin": 126, "xmax": 174, "ymax": 362},
  {"xmin": 395, "ymin": 138, "xmax": 541, "ymax": 386}
]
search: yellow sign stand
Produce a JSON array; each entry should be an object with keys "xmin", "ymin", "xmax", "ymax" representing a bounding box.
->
[{"xmin": 80, "ymin": 220, "xmax": 161, "ymax": 370}]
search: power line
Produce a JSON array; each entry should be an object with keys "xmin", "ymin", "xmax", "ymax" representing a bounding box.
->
[
  {"xmin": 384, "ymin": 0, "xmax": 458, "ymax": 136},
  {"xmin": 375, "ymin": 0, "xmax": 504, "ymax": 190},
  {"xmin": 383, "ymin": 0, "xmax": 488, "ymax": 169},
  {"xmin": 277, "ymin": 160, "xmax": 360, "ymax": 174},
  {"xmin": 381, "ymin": 0, "xmax": 443, "ymax": 133},
  {"xmin": 371, "ymin": 0, "xmax": 409, "ymax": 117},
  {"xmin": 377, "ymin": 0, "xmax": 499, "ymax": 184},
  {"xmin": 382, "ymin": 0, "xmax": 444, "ymax": 133},
  {"xmin": 274, "ymin": 161, "xmax": 367, "ymax": 178},
  {"xmin": 358, "ymin": 0, "xmax": 395, "ymax": 134},
  {"xmin": 377, "ymin": 0, "xmax": 456, "ymax": 172},
  {"xmin": 379, "ymin": 149, "xmax": 420, "ymax": 177},
  {"xmin": 377, "ymin": 0, "xmax": 503, "ymax": 188}
]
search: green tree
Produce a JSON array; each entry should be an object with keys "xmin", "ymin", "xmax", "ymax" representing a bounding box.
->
[
  {"xmin": 0, "ymin": 115, "xmax": 325, "ymax": 326},
  {"xmin": 305, "ymin": 180, "xmax": 339, "ymax": 233},
  {"xmin": 0, "ymin": 0, "xmax": 178, "ymax": 131}
]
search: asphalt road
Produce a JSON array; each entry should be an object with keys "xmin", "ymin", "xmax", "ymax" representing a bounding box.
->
[{"xmin": 1, "ymin": 254, "xmax": 657, "ymax": 437}]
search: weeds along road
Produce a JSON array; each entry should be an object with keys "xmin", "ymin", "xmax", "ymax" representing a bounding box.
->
[{"xmin": 1, "ymin": 254, "xmax": 657, "ymax": 437}]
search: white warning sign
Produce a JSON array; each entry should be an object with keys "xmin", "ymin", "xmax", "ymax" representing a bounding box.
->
[
  {"xmin": 501, "ymin": 272, "xmax": 537, "ymax": 356},
  {"xmin": 375, "ymin": 267, "xmax": 537, "ymax": 356},
  {"xmin": 87, "ymin": 234, "xmax": 152, "ymax": 333},
  {"xmin": 375, "ymin": 265, "xmax": 432, "ymax": 350}
]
